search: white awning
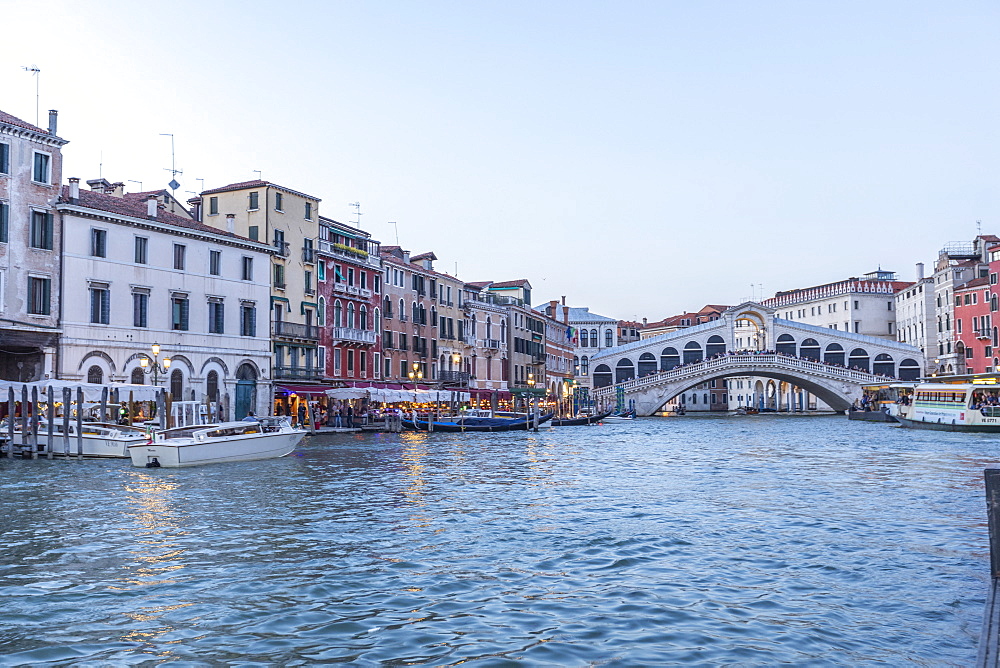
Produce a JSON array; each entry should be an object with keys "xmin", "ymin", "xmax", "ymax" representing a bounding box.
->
[{"xmin": 0, "ymin": 380, "xmax": 163, "ymax": 403}]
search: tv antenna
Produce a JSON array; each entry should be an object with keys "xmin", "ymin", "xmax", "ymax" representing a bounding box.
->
[
  {"xmin": 196, "ymin": 178, "xmax": 205, "ymax": 194},
  {"xmin": 349, "ymin": 201, "xmax": 363, "ymax": 227},
  {"xmin": 977, "ymin": 219, "xmax": 983, "ymax": 236},
  {"xmin": 388, "ymin": 221, "xmax": 399, "ymax": 245},
  {"xmin": 253, "ymin": 170, "xmax": 262, "ymax": 181},
  {"xmin": 128, "ymin": 180, "xmax": 143, "ymax": 192},
  {"xmin": 159, "ymin": 133, "xmax": 182, "ymax": 196},
  {"xmin": 21, "ymin": 65, "xmax": 40, "ymax": 126}
]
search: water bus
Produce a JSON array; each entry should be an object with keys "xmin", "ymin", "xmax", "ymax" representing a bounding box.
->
[{"xmin": 896, "ymin": 381, "xmax": 1000, "ymax": 432}]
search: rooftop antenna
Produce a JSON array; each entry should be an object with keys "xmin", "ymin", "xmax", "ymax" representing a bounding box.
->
[
  {"xmin": 196, "ymin": 178, "xmax": 205, "ymax": 193},
  {"xmin": 128, "ymin": 180, "xmax": 143, "ymax": 192},
  {"xmin": 21, "ymin": 65, "xmax": 40, "ymax": 126},
  {"xmin": 159, "ymin": 133, "xmax": 182, "ymax": 197},
  {"xmin": 98, "ymin": 151, "xmax": 103, "ymax": 178},
  {"xmin": 253, "ymin": 170, "xmax": 262, "ymax": 181},
  {"xmin": 349, "ymin": 201, "xmax": 363, "ymax": 227},
  {"xmin": 977, "ymin": 219, "xmax": 983, "ymax": 236},
  {"xmin": 388, "ymin": 221, "xmax": 399, "ymax": 245}
]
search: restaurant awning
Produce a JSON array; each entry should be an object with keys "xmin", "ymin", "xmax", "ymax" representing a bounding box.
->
[{"xmin": 275, "ymin": 385, "xmax": 334, "ymax": 396}]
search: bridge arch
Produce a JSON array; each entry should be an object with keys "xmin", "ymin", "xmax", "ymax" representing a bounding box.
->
[
  {"xmin": 706, "ymin": 335, "xmax": 726, "ymax": 358},
  {"xmin": 615, "ymin": 359, "xmax": 635, "ymax": 383},
  {"xmin": 594, "ymin": 364, "xmax": 613, "ymax": 388},
  {"xmin": 775, "ymin": 334, "xmax": 796, "ymax": 356},
  {"xmin": 683, "ymin": 341, "xmax": 703, "ymax": 364},
  {"xmin": 637, "ymin": 353, "xmax": 657, "ymax": 377},
  {"xmin": 661, "ymin": 347, "xmax": 680, "ymax": 371},
  {"xmin": 824, "ymin": 342, "xmax": 845, "ymax": 366},
  {"xmin": 899, "ymin": 358, "xmax": 920, "ymax": 380},
  {"xmin": 849, "ymin": 348, "xmax": 870, "ymax": 372},
  {"xmin": 800, "ymin": 338, "xmax": 820, "ymax": 361},
  {"xmin": 873, "ymin": 353, "xmax": 894, "ymax": 377}
]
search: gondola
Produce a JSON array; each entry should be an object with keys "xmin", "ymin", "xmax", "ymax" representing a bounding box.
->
[
  {"xmin": 402, "ymin": 413, "xmax": 554, "ymax": 432},
  {"xmin": 550, "ymin": 409, "xmax": 614, "ymax": 426}
]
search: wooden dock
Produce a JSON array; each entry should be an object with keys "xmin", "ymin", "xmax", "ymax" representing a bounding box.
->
[{"xmin": 978, "ymin": 469, "xmax": 1000, "ymax": 667}]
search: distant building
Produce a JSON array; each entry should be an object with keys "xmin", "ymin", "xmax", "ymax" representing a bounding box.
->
[
  {"xmin": 895, "ymin": 263, "xmax": 935, "ymax": 374},
  {"xmin": 953, "ymin": 276, "xmax": 992, "ymax": 375},
  {"xmin": 639, "ymin": 305, "xmax": 728, "ymax": 339},
  {"xmin": 564, "ymin": 306, "xmax": 620, "ymax": 390}
]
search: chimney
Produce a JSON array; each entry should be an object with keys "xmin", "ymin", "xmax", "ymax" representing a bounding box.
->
[
  {"xmin": 562, "ymin": 305, "xmax": 569, "ymax": 324},
  {"xmin": 68, "ymin": 177, "xmax": 80, "ymax": 202},
  {"xmin": 87, "ymin": 178, "xmax": 113, "ymax": 193},
  {"xmin": 188, "ymin": 197, "xmax": 202, "ymax": 222},
  {"xmin": 548, "ymin": 299, "xmax": 558, "ymax": 318},
  {"xmin": 226, "ymin": 213, "xmax": 235, "ymax": 234},
  {"xmin": 561, "ymin": 295, "xmax": 566, "ymax": 305},
  {"xmin": 916, "ymin": 262, "xmax": 925, "ymax": 281},
  {"xmin": 48, "ymin": 110, "xmax": 57, "ymax": 136},
  {"xmin": 147, "ymin": 195, "xmax": 158, "ymax": 219},
  {"xmin": 110, "ymin": 182, "xmax": 125, "ymax": 198},
  {"xmin": 643, "ymin": 317, "xmax": 647, "ymax": 326}
]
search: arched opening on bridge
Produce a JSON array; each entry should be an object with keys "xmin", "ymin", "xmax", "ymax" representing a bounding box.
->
[
  {"xmin": 706, "ymin": 335, "xmax": 726, "ymax": 358},
  {"xmin": 637, "ymin": 353, "xmax": 657, "ymax": 377},
  {"xmin": 824, "ymin": 342, "xmax": 845, "ymax": 366},
  {"xmin": 775, "ymin": 334, "xmax": 796, "ymax": 356},
  {"xmin": 873, "ymin": 353, "xmax": 894, "ymax": 377},
  {"xmin": 766, "ymin": 380, "xmax": 778, "ymax": 410},
  {"xmin": 800, "ymin": 338, "xmax": 820, "ymax": 361},
  {"xmin": 615, "ymin": 359, "xmax": 635, "ymax": 383},
  {"xmin": 661, "ymin": 347, "xmax": 680, "ymax": 371},
  {"xmin": 683, "ymin": 342, "xmax": 703, "ymax": 364},
  {"xmin": 735, "ymin": 315, "xmax": 765, "ymax": 350},
  {"xmin": 593, "ymin": 364, "xmax": 613, "ymax": 388},
  {"xmin": 753, "ymin": 380, "xmax": 765, "ymax": 409},
  {"xmin": 898, "ymin": 358, "xmax": 920, "ymax": 380},
  {"xmin": 849, "ymin": 348, "xmax": 870, "ymax": 372}
]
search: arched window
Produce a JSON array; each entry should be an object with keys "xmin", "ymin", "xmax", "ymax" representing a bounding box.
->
[
  {"xmin": 131, "ymin": 367, "xmax": 145, "ymax": 385},
  {"xmin": 706, "ymin": 335, "xmax": 726, "ymax": 358},
  {"xmin": 873, "ymin": 353, "xmax": 894, "ymax": 377},
  {"xmin": 824, "ymin": 343, "xmax": 845, "ymax": 366},
  {"xmin": 206, "ymin": 370, "xmax": 219, "ymax": 402},
  {"xmin": 581, "ymin": 355, "xmax": 589, "ymax": 375},
  {"xmin": 661, "ymin": 347, "xmax": 680, "ymax": 371},
  {"xmin": 848, "ymin": 348, "xmax": 870, "ymax": 372},
  {"xmin": 800, "ymin": 338, "xmax": 820, "ymax": 361},
  {"xmin": 383, "ymin": 295, "xmax": 392, "ymax": 318},
  {"xmin": 347, "ymin": 303, "xmax": 356, "ymax": 328},
  {"xmin": 581, "ymin": 330, "xmax": 590, "ymax": 347},
  {"xmin": 683, "ymin": 341, "xmax": 702, "ymax": 364},
  {"xmin": 501, "ymin": 320, "xmax": 506, "ymax": 342},
  {"xmin": 411, "ymin": 301, "xmax": 418, "ymax": 322},
  {"xmin": 615, "ymin": 358, "xmax": 635, "ymax": 383},
  {"xmin": 775, "ymin": 333, "xmax": 796, "ymax": 356},
  {"xmin": 637, "ymin": 352, "xmax": 657, "ymax": 377},
  {"xmin": 593, "ymin": 364, "xmax": 613, "ymax": 388},
  {"xmin": 601, "ymin": 329, "xmax": 608, "ymax": 347},
  {"xmin": 170, "ymin": 368, "xmax": 183, "ymax": 398},
  {"xmin": 87, "ymin": 365, "xmax": 103, "ymax": 384},
  {"xmin": 373, "ymin": 307, "xmax": 381, "ymax": 333},
  {"xmin": 360, "ymin": 305, "xmax": 368, "ymax": 330},
  {"xmin": 398, "ymin": 299, "xmax": 404, "ymax": 321},
  {"xmin": 486, "ymin": 316, "xmax": 492, "ymax": 339},
  {"xmin": 318, "ymin": 297, "xmax": 326, "ymax": 326},
  {"xmin": 573, "ymin": 355, "xmax": 580, "ymax": 375},
  {"xmin": 899, "ymin": 358, "xmax": 921, "ymax": 380},
  {"xmin": 334, "ymin": 301, "xmax": 343, "ymax": 328}
]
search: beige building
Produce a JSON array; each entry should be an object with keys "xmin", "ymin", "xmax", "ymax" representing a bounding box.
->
[{"xmin": 198, "ymin": 180, "xmax": 322, "ymax": 384}]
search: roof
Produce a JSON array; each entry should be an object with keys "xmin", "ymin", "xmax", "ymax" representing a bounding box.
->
[
  {"xmin": 410, "ymin": 252, "xmax": 437, "ymax": 262},
  {"xmin": 560, "ymin": 306, "xmax": 618, "ymax": 323},
  {"xmin": 465, "ymin": 281, "xmax": 492, "ymax": 289},
  {"xmin": 61, "ymin": 187, "xmax": 262, "ymax": 244},
  {"xmin": 955, "ymin": 276, "xmax": 990, "ymax": 291},
  {"xmin": 0, "ymin": 109, "xmax": 47, "ymax": 134},
  {"xmin": 201, "ymin": 179, "xmax": 321, "ymax": 201},
  {"xmin": 490, "ymin": 279, "xmax": 531, "ymax": 289}
]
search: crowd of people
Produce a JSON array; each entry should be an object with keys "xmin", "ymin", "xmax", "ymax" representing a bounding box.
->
[{"xmin": 634, "ymin": 349, "xmax": 898, "ymax": 380}]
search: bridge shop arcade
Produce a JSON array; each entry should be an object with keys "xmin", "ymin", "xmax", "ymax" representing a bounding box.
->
[{"xmin": 590, "ymin": 302, "xmax": 925, "ymax": 416}]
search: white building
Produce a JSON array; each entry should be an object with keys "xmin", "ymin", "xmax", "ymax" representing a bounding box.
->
[
  {"xmin": 56, "ymin": 178, "xmax": 275, "ymax": 419},
  {"xmin": 895, "ymin": 263, "xmax": 935, "ymax": 373},
  {"xmin": 565, "ymin": 306, "xmax": 619, "ymax": 389}
]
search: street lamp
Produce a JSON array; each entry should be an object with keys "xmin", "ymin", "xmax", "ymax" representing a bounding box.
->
[
  {"xmin": 139, "ymin": 342, "xmax": 171, "ymax": 385},
  {"xmin": 408, "ymin": 362, "xmax": 423, "ymax": 390}
]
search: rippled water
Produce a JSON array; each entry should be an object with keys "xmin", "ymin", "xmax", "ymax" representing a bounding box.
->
[{"xmin": 0, "ymin": 415, "xmax": 994, "ymax": 665}]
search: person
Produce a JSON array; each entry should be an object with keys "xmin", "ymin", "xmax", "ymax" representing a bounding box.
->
[
  {"xmin": 334, "ymin": 404, "xmax": 343, "ymax": 428},
  {"xmin": 346, "ymin": 403, "xmax": 355, "ymax": 428},
  {"xmin": 297, "ymin": 403, "xmax": 307, "ymax": 427},
  {"xmin": 242, "ymin": 411, "xmax": 257, "ymax": 422}
]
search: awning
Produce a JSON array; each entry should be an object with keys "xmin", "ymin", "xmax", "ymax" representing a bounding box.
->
[
  {"xmin": 0, "ymin": 380, "xmax": 163, "ymax": 402},
  {"xmin": 275, "ymin": 385, "xmax": 333, "ymax": 396},
  {"xmin": 325, "ymin": 388, "xmax": 369, "ymax": 399}
]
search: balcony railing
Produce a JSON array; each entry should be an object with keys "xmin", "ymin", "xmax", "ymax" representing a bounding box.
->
[
  {"xmin": 302, "ymin": 247, "xmax": 316, "ymax": 264},
  {"xmin": 977, "ymin": 329, "xmax": 993, "ymax": 340},
  {"xmin": 484, "ymin": 339, "xmax": 502, "ymax": 350},
  {"xmin": 272, "ymin": 321, "xmax": 320, "ymax": 340},
  {"xmin": 274, "ymin": 241, "xmax": 290, "ymax": 257},
  {"xmin": 273, "ymin": 279, "xmax": 286, "ymax": 290},
  {"xmin": 333, "ymin": 327, "xmax": 377, "ymax": 345},
  {"xmin": 273, "ymin": 366, "xmax": 323, "ymax": 381},
  {"xmin": 462, "ymin": 334, "xmax": 476, "ymax": 346},
  {"xmin": 439, "ymin": 370, "xmax": 470, "ymax": 385},
  {"xmin": 317, "ymin": 239, "xmax": 381, "ymax": 268}
]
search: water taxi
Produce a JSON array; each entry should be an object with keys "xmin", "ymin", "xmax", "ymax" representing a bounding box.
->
[
  {"xmin": 896, "ymin": 382, "xmax": 1000, "ymax": 432},
  {"xmin": 128, "ymin": 418, "xmax": 305, "ymax": 467}
]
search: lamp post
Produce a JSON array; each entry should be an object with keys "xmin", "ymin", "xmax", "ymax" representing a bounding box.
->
[
  {"xmin": 408, "ymin": 362, "xmax": 423, "ymax": 391},
  {"xmin": 527, "ymin": 372, "xmax": 537, "ymax": 431},
  {"xmin": 139, "ymin": 343, "xmax": 171, "ymax": 386}
]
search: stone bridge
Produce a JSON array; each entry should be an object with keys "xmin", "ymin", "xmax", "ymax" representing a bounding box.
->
[{"xmin": 589, "ymin": 302, "xmax": 924, "ymax": 415}]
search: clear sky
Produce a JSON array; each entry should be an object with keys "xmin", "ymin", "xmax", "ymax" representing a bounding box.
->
[{"xmin": 2, "ymin": 1, "xmax": 996, "ymax": 321}]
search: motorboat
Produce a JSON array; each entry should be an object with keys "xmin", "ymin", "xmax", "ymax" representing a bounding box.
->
[
  {"xmin": 128, "ymin": 417, "xmax": 305, "ymax": 467},
  {"xmin": 402, "ymin": 412, "xmax": 554, "ymax": 432},
  {"xmin": 895, "ymin": 382, "xmax": 1000, "ymax": 432},
  {"xmin": 4, "ymin": 421, "xmax": 148, "ymax": 457},
  {"xmin": 602, "ymin": 409, "xmax": 636, "ymax": 423},
  {"xmin": 551, "ymin": 409, "xmax": 614, "ymax": 426}
]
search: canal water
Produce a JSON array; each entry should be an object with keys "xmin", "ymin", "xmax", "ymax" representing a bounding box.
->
[{"xmin": 0, "ymin": 415, "xmax": 994, "ymax": 665}]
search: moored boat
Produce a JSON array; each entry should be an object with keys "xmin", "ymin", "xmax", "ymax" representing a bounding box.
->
[
  {"xmin": 128, "ymin": 418, "xmax": 305, "ymax": 467},
  {"xmin": 551, "ymin": 409, "xmax": 614, "ymax": 426},
  {"xmin": 896, "ymin": 382, "xmax": 1000, "ymax": 432},
  {"xmin": 6, "ymin": 422, "xmax": 148, "ymax": 457},
  {"xmin": 402, "ymin": 412, "xmax": 554, "ymax": 432}
]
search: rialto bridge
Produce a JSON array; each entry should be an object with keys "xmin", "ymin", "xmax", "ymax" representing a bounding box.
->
[{"xmin": 589, "ymin": 302, "xmax": 924, "ymax": 416}]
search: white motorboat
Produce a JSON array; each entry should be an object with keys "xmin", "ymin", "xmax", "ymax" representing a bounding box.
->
[
  {"xmin": 5, "ymin": 421, "xmax": 148, "ymax": 457},
  {"xmin": 128, "ymin": 418, "xmax": 306, "ymax": 467}
]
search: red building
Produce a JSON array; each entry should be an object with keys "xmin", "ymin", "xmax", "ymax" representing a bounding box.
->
[
  {"xmin": 953, "ymin": 276, "xmax": 993, "ymax": 374},
  {"xmin": 316, "ymin": 216, "xmax": 382, "ymax": 384}
]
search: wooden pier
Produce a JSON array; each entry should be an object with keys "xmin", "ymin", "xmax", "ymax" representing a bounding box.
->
[{"xmin": 978, "ymin": 469, "xmax": 1000, "ymax": 667}]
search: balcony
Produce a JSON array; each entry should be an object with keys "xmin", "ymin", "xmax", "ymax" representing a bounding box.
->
[
  {"xmin": 317, "ymin": 239, "xmax": 380, "ymax": 268},
  {"xmin": 273, "ymin": 279, "xmax": 286, "ymax": 290},
  {"xmin": 439, "ymin": 370, "xmax": 470, "ymax": 385},
  {"xmin": 272, "ymin": 321, "xmax": 319, "ymax": 340},
  {"xmin": 333, "ymin": 282, "xmax": 348, "ymax": 293},
  {"xmin": 333, "ymin": 327, "xmax": 377, "ymax": 345},
  {"xmin": 302, "ymin": 247, "xmax": 316, "ymax": 264},
  {"xmin": 274, "ymin": 241, "xmax": 290, "ymax": 257},
  {"xmin": 484, "ymin": 338, "xmax": 502, "ymax": 350},
  {"xmin": 977, "ymin": 330, "xmax": 993, "ymax": 340},
  {"xmin": 462, "ymin": 333, "xmax": 476, "ymax": 346},
  {"xmin": 273, "ymin": 366, "xmax": 323, "ymax": 381},
  {"xmin": 360, "ymin": 288, "xmax": 372, "ymax": 299}
]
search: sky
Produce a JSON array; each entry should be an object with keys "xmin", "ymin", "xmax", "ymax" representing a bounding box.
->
[{"xmin": 1, "ymin": 1, "xmax": 996, "ymax": 321}]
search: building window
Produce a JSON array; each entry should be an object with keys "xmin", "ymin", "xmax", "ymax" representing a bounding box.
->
[
  {"xmin": 249, "ymin": 225, "xmax": 259, "ymax": 241},
  {"xmin": 275, "ymin": 192, "xmax": 283, "ymax": 211},
  {"xmin": 32, "ymin": 152, "xmax": 50, "ymax": 183},
  {"xmin": 170, "ymin": 369, "xmax": 183, "ymax": 398},
  {"xmin": 0, "ymin": 143, "xmax": 8, "ymax": 174},
  {"xmin": 173, "ymin": 244, "xmax": 186, "ymax": 270},
  {"xmin": 0, "ymin": 201, "xmax": 7, "ymax": 243},
  {"xmin": 240, "ymin": 303, "xmax": 257, "ymax": 336},
  {"xmin": 133, "ymin": 292, "xmax": 148, "ymax": 328},
  {"xmin": 249, "ymin": 191, "xmax": 259, "ymax": 210},
  {"xmin": 90, "ymin": 285, "xmax": 110, "ymax": 324},
  {"xmin": 209, "ymin": 196, "xmax": 219, "ymax": 215},
  {"xmin": 304, "ymin": 270, "xmax": 313, "ymax": 293},
  {"xmin": 30, "ymin": 211, "xmax": 53, "ymax": 249},
  {"xmin": 334, "ymin": 348, "xmax": 342, "ymax": 375},
  {"xmin": 91, "ymin": 229, "xmax": 107, "ymax": 257},
  {"xmin": 209, "ymin": 250, "xmax": 221, "ymax": 276},
  {"xmin": 134, "ymin": 236, "xmax": 148, "ymax": 264},
  {"xmin": 171, "ymin": 295, "xmax": 190, "ymax": 331},
  {"xmin": 605, "ymin": 330, "xmax": 613, "ymax": 347},
  {"xmin": 318, "ymin": 260, "xmax": 325, "ymax": 281},
  {"xmin": 28, "ymin": 276, "xmax": 51, "ymax": 315},
  {"xmin": 242, "ymin": 257, "xmax": 253, "ymax": 281},
  {"xmin": 274, "ymin": 263, "xmax": 285, "ymax": 289},
  {"xmin": 209, "ymin": 300, "xmax": 225, "ymax": 333},
  {"xmin": 305, "ymin": 202, "xmax": 313, "ymax": 220},
  {"xmin": 87, "ymin": 366, "xmax": 104, "ymax": 384}
]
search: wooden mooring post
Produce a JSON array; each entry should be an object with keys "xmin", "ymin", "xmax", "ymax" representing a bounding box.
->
[
  {"xmin": 62, "ymin": 387, "xmax": 71, "ymax": 456},
  {"xmin": 75, "ymin": 387, "xmax": 84, "ymax": 459},
  {"xmin": 7, "ymin": 387, "xmax": 15, "ymax": 457},
  {"xmin": 46, "ymin": 393, "xmax": 54, "ymax": 459},
  {"xmin": 29, "ymin": 386, "xmax": 39, "ymax": 459},
  {"xmin": 977, "ymin": 469, "xmax": 1000, "ymax": 667}
]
